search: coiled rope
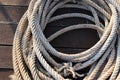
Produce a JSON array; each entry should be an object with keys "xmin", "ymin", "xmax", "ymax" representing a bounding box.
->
[{"xmin": 11, "ymin": 0, "xmax": 120, "ymax": 80}]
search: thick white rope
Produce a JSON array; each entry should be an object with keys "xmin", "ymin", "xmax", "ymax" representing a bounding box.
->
[{"xmin": 11, "ymin": 0, "xmax": 120, "ymax": 80}]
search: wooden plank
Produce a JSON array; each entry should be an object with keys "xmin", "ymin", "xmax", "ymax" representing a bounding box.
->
[
  {"xmin": 0, "ymin": 0, "xmax": 30, "ymax": 6},
  {"xmin": 0, "ymin": 23, "xmax": 16, "ymax": 45},
  {"xmin": 0, "ymin": 46, "xmax": 13, "ymax": 68},
  {"xmin": 0, "ymin": 23, "xmax": 99, "ymax": 48},
  {"xmin": 0, "ymin": 69, "xmax": 13, "ymax": 80},
  {"xmin": 0, "ymin": 6, "xmax": 27, "ymax": 23},
  {"xmin": 0, "ymin": 46, "xmax": 86, "ymax": 68}
]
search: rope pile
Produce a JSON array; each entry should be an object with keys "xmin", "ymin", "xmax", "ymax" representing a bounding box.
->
[{"xmin": 11, "ymin": 0, "xmax": 120, "ymax": 80}]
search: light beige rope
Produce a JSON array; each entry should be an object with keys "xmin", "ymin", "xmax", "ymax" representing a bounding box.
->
[{"xmin": 11, "ymin": 0, "xmax": 120, "ymax": 80}]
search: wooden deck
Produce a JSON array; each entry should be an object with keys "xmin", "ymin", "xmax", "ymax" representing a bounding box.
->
[{"xmin": 0, "ymin": 0, "xmax": 99, "ymax": 80}]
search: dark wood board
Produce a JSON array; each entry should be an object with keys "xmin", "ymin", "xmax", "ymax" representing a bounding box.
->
[
  {"xmin": 0, "ymin": 6, "xmax": 27, "ymax": 23},
  {"xmin": 0, "ymin": 23, "xmax": 16, "ymax": 45},
  {"xmin": 0, "ymin": 46, "xmax": 13, "ymax": 68},
  {"xmin": 0, "ymin": 69, "xmax": 13, "ymax": 80}
]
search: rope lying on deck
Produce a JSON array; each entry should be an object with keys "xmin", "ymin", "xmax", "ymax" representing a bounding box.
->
[{"xmin": 11, "ymin": 0, "xmax": 120, "ymax": 80}]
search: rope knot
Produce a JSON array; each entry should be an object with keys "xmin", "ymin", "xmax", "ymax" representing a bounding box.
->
[
  {"xmin": 55, "ymin": 62, "xmax": 85, "ymax": 78},
  {"xmin": 56, "ymin": 62, "xmax": 77, "ymax": 78}
]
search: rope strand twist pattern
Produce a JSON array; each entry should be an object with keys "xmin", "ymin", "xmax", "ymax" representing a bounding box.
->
[{"xmin": 11, "ymin": 0, "xmax": 120, "ymax": 80}]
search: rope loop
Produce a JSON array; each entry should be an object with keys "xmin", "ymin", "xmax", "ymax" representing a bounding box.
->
[{"xmin": 12, "ymin": 0, "xmax": 120, "ymax": 80}]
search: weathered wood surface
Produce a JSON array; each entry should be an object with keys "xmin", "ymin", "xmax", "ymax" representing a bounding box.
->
[
  {"xmin": 0, "ymin": 6, "xmax": 27, "ymax": 23},
  {"xmin": 0, "ymin": 23, "xmax": 16, "ymax": 45},
  {"xmin": 0, "ymin": 46, "xmax": 12, "ymax": 68}
]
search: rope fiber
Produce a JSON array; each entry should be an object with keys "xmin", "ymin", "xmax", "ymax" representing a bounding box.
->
[{"xmin": 11, "ymin": 0, "xmax": 120, "ymax": 80}]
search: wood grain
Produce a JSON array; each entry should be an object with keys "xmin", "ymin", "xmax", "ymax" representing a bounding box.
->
[
  {"xmin": 0, "ymin": 6, "xmax": 27, "ymax": 23},
  {"xmin": 0, "ymin": 46, "xmax": 13, "ymax": 68},
  {"xmin": 0, "ymin": 23, "xmax": 16, "ymax": 45}
]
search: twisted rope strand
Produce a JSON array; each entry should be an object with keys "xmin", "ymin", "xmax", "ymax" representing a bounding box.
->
[{"xmin": 12, "ymin": 0, "xmax": 120, "ymax": 80}]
